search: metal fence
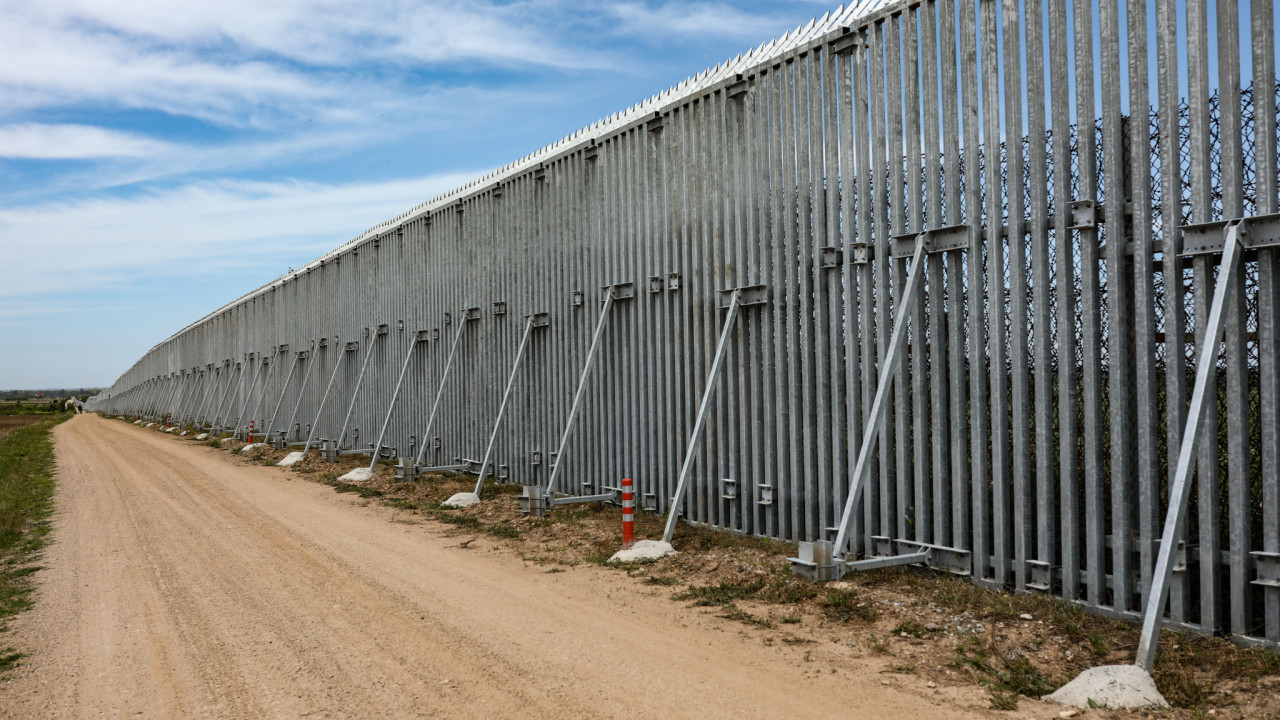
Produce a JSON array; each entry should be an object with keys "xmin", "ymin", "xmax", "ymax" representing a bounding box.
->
[{"xmin": 90, "ymin": 0, "xmax": 1280, "ymax": 652}]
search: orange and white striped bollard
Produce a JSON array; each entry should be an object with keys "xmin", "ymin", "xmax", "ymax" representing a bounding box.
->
[{"xmin": 621, "ymin": 477, "xmax": 635, "ymax": 549}]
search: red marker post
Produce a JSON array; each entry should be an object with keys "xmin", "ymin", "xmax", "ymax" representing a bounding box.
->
[
  {"xmin": 248, "ymin": 420, "xmax": 255, "ymax": 444},
  {"xmin": 621, "ymin": 477, "xmax": 635, "ymax": 549}
]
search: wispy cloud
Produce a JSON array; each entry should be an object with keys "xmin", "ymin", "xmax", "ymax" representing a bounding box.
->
[
  {"xmin": 606, "ymin": 2, "xmax": 798, "ymax": 40},
  {"xmin": 0, "ymin": 123, "xmax": 175, "ymax": 159},
  {"xmin": 0, "ymin": 1, "xmax": 609, "ymax": 130},
  {"xmin": 0, "ymin": 172, "xmax": 483, "ymax": 298}
]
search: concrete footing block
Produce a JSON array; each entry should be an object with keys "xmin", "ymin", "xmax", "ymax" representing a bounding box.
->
[
  {"xmin": 608, "ymin": 540, "xmax": 676, "ymax": 564},
  {"xmin": 277, "ymin": 451, "xmax": 305, "ymax": 467},
  {"xmin": 1045, "ymin": 665, "xmax": 1169, "ymax": 709},
  {"xmin": 338, "ymin": 467, "xmax": 374, "ymax": 483},
  {"xmin": 442, "ymin": 492, "xmax": 480, "ymax": 508},
  {"xmin": 195, "ymin": 433, "xmax": 209, "ymax": 440}
]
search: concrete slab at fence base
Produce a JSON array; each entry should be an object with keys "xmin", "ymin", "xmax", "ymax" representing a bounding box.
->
[
  {"xmin": 164, "ymin": 427, "xmax": 175, "ymax": 433},
  {"xmin": 338, "ymin": 467, "xmax": 374, "ymax": 483},
  {"xmin": 133, "ymin": 421, "xmax": 142, "ymax": 425},
  {"xmin": 239, "ymin": 443, "xmax": 267, "ymax": 453},
  {"xmin": 1045, "ymin": 665, "xmax": 1168, "ymax": 709},
  {"xmin": 277, "ymin": 451, "xmax": 305, "ymax": 467},
  {"xmin": 608, "ymin": 540, "xmax": 676, "ymax": 564},
  {"xmin": 442, "ymin": 492, "xmax": 480, "ymax": 508},
  {"xmin": 195, "ymin": 433, "xmax": 209, "ymax": 440},
  {"xmin": 180, "ymin": 431, "xmax": 189, "ymax": 436}
]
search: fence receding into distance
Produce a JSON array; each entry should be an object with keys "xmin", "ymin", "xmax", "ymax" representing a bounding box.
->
[{"xmin": 90, "ymin": 0, "xmax": 1280, "ymax": 652}]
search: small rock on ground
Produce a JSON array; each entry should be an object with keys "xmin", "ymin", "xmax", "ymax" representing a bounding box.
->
[
  {"xmin": 608, "ymin": 540, "xmax": 676, "ymax": 563},
  {"xmin": 1045, "ymin": 665, "xmax": 1168, "ymax": 709}
]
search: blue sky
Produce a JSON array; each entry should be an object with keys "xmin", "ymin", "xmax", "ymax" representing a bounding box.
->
[{"xmin": 0, "ymin": 0, "xmax": 839, "ymax": 389}]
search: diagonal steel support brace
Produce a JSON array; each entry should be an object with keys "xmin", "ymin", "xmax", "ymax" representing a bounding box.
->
[
  {"xmin": 367, "ymin": 330, "xmax": 430, "ymax": 472},
  {"xmin": 232, "ymin": 354, "xmax": 266, "ymax": 437},
  {"xmin": 828, "ymin": 235, "xmax": 929, "ymax": 563},
  {"xmin": 247, "ymin": 355, "xmax": 279, "ymax": 432},
  {"xmin": 336, "ymin": 329, "xmax": 380, "ymax": 450},
  {"xmin": 298, "ymin": 340, "xmax": 354, "ymax": 458},
  {"xmin": 265, "ymin": 349, "xmax": 299, "ymax": 436},
  {"xmin": 543, "ymin": 282, "xmax": 634, "ymax": 495},
  {"xmin": 662, "ymin": 285, "xmax": 767, "ymax": 544},
  {"xmin": 1136, "ymin": 221, "xmax": 1244, "ymax": 671},
  {"xmin": 211, "ymin": 361, "xmax": 244, "ymax": 432},
  {"xmin": 474, "ymin": 312, "xmax": 548, "ymax": 497},
  {"xmin": 413, "ymin": 308, "xmax": 482, "ymax": 469}
]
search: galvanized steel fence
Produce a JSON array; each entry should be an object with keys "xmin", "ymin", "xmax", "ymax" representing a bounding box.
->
[{"xmin": 90, "ymin": 0, "xmax": 1280, "ymax": 651}]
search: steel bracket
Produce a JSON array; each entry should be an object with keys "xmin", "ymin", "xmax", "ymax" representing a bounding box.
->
[
  {"xmin": 1069, "ymin": 199, "xmax": 1100, "ymax": 229},
  {"xmin": 493, "ymin": 301, "xmax": 506, "ymax": 316},
  {"xmin": 1179, "ymin": 213, "xmax": 1280, "ymax": 256},
  {"xmin": 531, "ymin": 450, "xmax": 542, "ymax": 466},
  {"xmin": 572, "ymin": 290, "xmax": 584, "ymax": 306},
  {"xmin": 788, "ymin": 540, "xmax": 843, "ymax": 582},
  {"xmin": 726, "ymin": 75, "xmax": 750, "ymax": 99},
  {"xmin": 525, "ymin": 312, "xmax": 550, "ymax": 328},
  {"xmin": 463, "ymin": 307, "xmax": 481, "ymax": 321},
  {"xmin": 720, "ymin": 478, "xmax": 738, "ymax": 500},
  {"xmin": 520, "ymin": 485, "xmax": 549, "ymax": 516},
  {"xmin": 819, "ymin": 247, "xmax": 843, "ymax": 268},
  {"xmin": 604, "ymin": 282, "xmax": 635, "ymax": 301},
  {"xmin": 870, "ymin": 535, "xmax": 894, "ymax": 557},
  {"xmin": 456, "ymin": 458, "xmax": 484, "ymax": 475},
  {"xmin": 667, "ymin": 273, "xmax": 680, "ymax": 291},
  {"xmin": 1027, "ymin": 560, "xmax": 1053, "ymax": 592},
  {"xmin": 829, "ymin": 27, "xmax": 860, "ymax": 55},
  {"xmin": 850, "ymin": 242, "xmax": 872, "ymax": 264},
  {"xmin": 1251, "ymin": 551, "xmax": 1280, "ymax": 588},
  {"xmin": 890, "ymin": 224, "xmax": 971, "ymax": 258},
  {"xmin": 718, "ymin": 284, "xmax": 768, "ymax": 308},
  {"xmin": 757, "ymin": 484, "xmax": 774, "ymax": 505},
  {"xmin": 395, "ymin": 457, "xmax": 418, "ymax": 482},
  {"xmin": 376, "ymin": 324, "xmax": 389, "ymax": 336},
  {"xmin": 649, "ymin": 276, "xmax": 664, "ymax": 294}
]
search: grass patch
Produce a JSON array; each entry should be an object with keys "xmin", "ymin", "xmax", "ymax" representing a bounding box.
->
[
  {"xmin": 819, "ymin": 588, "xmax": 879, "ymax": 622},
  {"xmin": 671, "ymin": 578, "xmax": 766, "ymax": 607},
  {"xmin": 952, "ymin": 634, "xmax": 1057, "ymax": 709},
  {"xmin": 330, "ymin": 482, "xmax": 384, "ymax": 498},
  {"xmin": 718, "ymin": 603, "xmax": 774, "ymax": 628},
  {"xmin": 0, "ymin": 413, "xmax": 71, "ymax": 675}
]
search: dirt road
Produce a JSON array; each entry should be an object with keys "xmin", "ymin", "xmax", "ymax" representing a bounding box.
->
[{"xmin": 0, "ymin": 414, "xmax": 999, "ymax": 719}]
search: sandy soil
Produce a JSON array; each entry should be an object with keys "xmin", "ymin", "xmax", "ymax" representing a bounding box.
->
[{"xmin": 0, "ymin": 413, "xmax": 1010, "ymax": 719}]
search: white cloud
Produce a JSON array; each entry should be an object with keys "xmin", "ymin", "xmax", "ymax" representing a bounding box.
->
[
  {"xmin": 606, "ymin": 2, "xmax": 796, "ymax": 40},
  {"xmin": 0, "ymin": 0, "xmax": 608, "ymax": 130},
  {"xmin": 0, "ymin": 172, "xmax": 484, "ymax": 298},
  {"xmin": 0, "ymin": 123, "xmax": 175, "ymax": 159}
]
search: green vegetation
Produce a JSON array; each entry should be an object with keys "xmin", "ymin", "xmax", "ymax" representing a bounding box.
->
[{"xmin": 0, "ymin": 413, "xmax": 71, "ymax": 673}]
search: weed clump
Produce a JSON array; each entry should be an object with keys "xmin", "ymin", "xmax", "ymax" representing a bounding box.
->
[
  {"xmin": 672, "ymin": 578, "xmax": 766, "ymax": 607},
  {"xmin": 820, "ymin": 588, "xmax": 878, "ymax": 622}
]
